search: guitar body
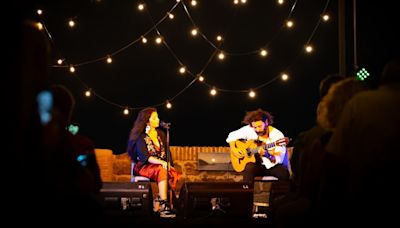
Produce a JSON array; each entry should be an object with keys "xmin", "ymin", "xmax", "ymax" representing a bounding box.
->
[
  {"xmin": 230, "ymin": 140, "xmax": 258, "ymax": 172},
  {"xmin": 230, "ymin": 137, "xmax": 289, "ymax": 172}
]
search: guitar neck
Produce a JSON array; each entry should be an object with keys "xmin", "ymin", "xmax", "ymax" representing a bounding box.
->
[
  {"xmin": 262, "ymin": 141, "xmax": 276, "ymax": 150},
  {"xmin": 246, "ymin": 138, "xmax": 286, "ymax": 156}
]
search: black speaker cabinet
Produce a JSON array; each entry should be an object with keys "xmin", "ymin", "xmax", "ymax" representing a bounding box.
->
[
  {"xmin": 99, "ymin": 182, "xmax": 153, "ymax": 216},
  {"xmin": 178, "ymin": 182, "xmax": 253, "ymax": 219}
]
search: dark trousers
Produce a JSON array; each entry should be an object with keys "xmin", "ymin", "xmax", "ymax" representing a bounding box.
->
[{"xmin": 242, "ymin": 162, "xmax": 289, "ymax": 183}]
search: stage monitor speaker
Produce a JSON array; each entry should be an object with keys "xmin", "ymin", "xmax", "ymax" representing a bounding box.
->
[
  {"xmin": 99, "ymin": 182, "xmax": 153, "ymax": 216},
  {"xmin": 178, "ymin": 182, "xmax": 253, "ymax": 219}
]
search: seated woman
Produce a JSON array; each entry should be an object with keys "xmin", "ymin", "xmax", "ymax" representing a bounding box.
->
[{"xmin": 127, "ymin": 107, "xmax": 181, "ymax": 218}]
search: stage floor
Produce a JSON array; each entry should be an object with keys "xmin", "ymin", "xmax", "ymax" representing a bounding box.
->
[{"xmin": 100, "ymin": 209, "xmax": 270, "ymax": 225}]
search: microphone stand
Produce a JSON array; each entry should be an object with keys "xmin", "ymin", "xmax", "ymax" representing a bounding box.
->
[{"xmin": 164, "ymin": 124, "xmax": 171, "ymax": 207}]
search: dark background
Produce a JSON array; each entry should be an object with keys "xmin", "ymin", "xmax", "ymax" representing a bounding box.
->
[{"xmin": 22, "ymin": 0, "xmax": 399, "ymax": 153}]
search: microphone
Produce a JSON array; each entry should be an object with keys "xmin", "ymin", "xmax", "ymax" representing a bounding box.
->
[{"xmin": 159, "ymin": 121, "xmax": 171, "ymax": 129}]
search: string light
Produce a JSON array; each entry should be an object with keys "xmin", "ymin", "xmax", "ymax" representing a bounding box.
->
[
  {"xmin": 141, "ymin": 36, "xmax": 148, "ymax": 44},
  {"xmin": 210, "ymin": 88, "xmax": 217, "ymax": 96},
  {"xmin": 322, "ymin": 14, "xmax": 330, "ymax": 21},
  {"xmin": 190, "ymin": 28, "xmax": 198, "ymax": 36},
  {"xmin": 260, "ymin": 49, "xmax": 268, "ymax": 57},
  {"xmin": 197, "ymin": 75, "xmax": 205, "ymax": 82},
  {"xmin": 36, "ymin": 22, "xmax": 43, "ymax": 30},
  {"xmin": 180, "ymin": 0, "xmax": 300, "ymax": 56},
  {"xmin": 155, "ymin": 36, "xmax": 163, "ymax": 44},
  {"xmin": 106, "ymin": 56, "xmax": 112, "ymax": 63},
  {"xmin": 37, "ymin": 9, "xmax": 43, "ymax": 15},
  {"xmin": 218, "ymin": 52, "xmax": 225, "ymax": 60},
  {"xmin": 286, "ymin": 20, "xmax": 294, "ymax": 28},
  {"xmin": 166, "ymin": 101, "xmax": 172, "ymax": 109},
  {"xmin": 281, "ymin": 73, "xmax": 289, "ymax": 81},
  {"xmin": 44, "ymin": 0, "xmax": 332, "ymax": 111},
  {"xmin": 52, "ymin": 0, "xmax": 302, "ymax": 69},
  {"xmin": 305, "ymin": 45, "xmax": 313, "ymax": 53},
  {"xmin": 57, "ymin": 59, "xmax": 64, "ymax": 65},
  {"xmin": 68, "ymin": 19, "xmax": 75, "ymax": 28},
  {"xmin": 84, "ymin": 90, "xmax": 91, "ymax": 97},
  {"xmin": 123, "ymin": 108, "xmax": 130, "ymax": 115},
  {"xmin": 137, "ymin": 3, "xmax": 145, "ymax": 11},
  {"xmin": 69, "ymin": 65, "xmax": 75, "ymax": 73},
  {"xmin": 249, "ymin": 90, "xmax": 256, "ymax": 98},
  {"xmin": 179, "ymin": 66, "xmax": 186, "ymax": 74}
]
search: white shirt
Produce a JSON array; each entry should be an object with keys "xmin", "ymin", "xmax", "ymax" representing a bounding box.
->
[
  {"xmin": 226, "ymin": 125, "xmax": 287, "ymax": 169},
  {"xmin": 226, "ymin": 125, "xmax": 258, "ymax": 142}
]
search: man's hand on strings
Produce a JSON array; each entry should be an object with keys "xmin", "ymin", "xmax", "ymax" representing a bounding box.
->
[
  {"xmin": 258, "ymin": 147, "xmax": 266, "ymax": 156},
  {"xmin": 232, "ymin": 147, "xmax": 244, "ymax": 158}
]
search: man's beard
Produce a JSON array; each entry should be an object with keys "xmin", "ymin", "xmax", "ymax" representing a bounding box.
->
[{"xmin": 256, "ymin": 129, "xmax": 267, "ymax": 136}]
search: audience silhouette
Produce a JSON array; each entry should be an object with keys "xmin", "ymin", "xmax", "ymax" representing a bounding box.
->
[{"xmin": 320, "ymin": 58, "xmax": 400, "ymax": 225}]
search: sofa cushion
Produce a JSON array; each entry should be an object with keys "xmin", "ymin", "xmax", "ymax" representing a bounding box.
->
[
  {"xmin": 113, "ymin": 153, "xmax": 131, "ymax": 175},
  {"xmin": 94, "ymin": 148, "xmax": 114, "ymax": 181},
  {"xmin": 174, "ymin": 160, "xmax": 242, "ymax": 182}
]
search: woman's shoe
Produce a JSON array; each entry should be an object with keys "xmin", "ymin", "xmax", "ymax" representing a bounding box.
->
[{"xmin": 159, "ymin": 200, "xmax": 176, "ymax": 218}]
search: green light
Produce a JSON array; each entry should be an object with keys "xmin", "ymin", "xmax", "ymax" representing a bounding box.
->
[
  {"xmin": 67, "ymin": 124, "xmax": 79, "ymax": 135},
  {"xmin": 356, "ymin": 67, "xmax": 370, "ymax": 81}
]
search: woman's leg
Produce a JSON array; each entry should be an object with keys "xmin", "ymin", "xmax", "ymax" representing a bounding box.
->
[
  {"xmin": 158, "ymin": 179, "xmax": 168, "ymax": 200},
  {"xmin": 157, "ymin": 168, "xmax": 168, "ymax": 201}
]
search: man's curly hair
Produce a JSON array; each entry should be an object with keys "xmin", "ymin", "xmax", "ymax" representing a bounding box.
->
[{"xmin": 242, "ymin": 108, "xmax": 274, "ymax": 125}]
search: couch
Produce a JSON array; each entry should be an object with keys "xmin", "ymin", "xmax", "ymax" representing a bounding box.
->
[{"xmin": 94, "ymin": 146, "xmax": 245, "ymax": 183}]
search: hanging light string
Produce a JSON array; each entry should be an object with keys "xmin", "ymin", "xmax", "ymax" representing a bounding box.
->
[
  {"xmin": 154, "ymin": 0, "xmax": 327, "ymax": 95},
  {"xmin": 180, "ymin": 0, "xmax": 299, "ymax": 56},
  {"xmin": 144, "ymin": 2, "xmax": 249, "ymax": 93},
  {"xmin": 141, "ymin": 3, "xmax": 202, "ymax": 104},
  {"xmin": 254, "ymin": 0, "xmax": 332, "ymax": 91},
  {"xmin": 305, "ymin": 0, "xmax": 330, "ymax": 45},
  {"xmin": 42, "ymin": 1, "xmax": 198, "ymax": 111},
  {"xmin": 39, "ymin": 0, "xmax": 332, "ymax": 112},
  {"xmin": 40, "ymin": 1, "xmax": 200, "ymax": 111},
  {"xmin": 179, "ymin": 1, "xmax": 220, "ymax": 51},
  {"xmin": 157, "ymin": 0, "xmax": 332, "ymax": 93},
  {"xmin": 49, "ymin": 1, "xmax": 181, "ymax": 68}
]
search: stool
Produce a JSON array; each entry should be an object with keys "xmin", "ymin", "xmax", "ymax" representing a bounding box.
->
[
  {"xmin": 253, "ymin": 176, "xmax": 291, "ymax": 217},
  {"xmin": 130, "ymin": 161, "xmax": 175, "ymax": 211},
  {"xmin": 253, "ymin": 176, "xmax": 278, "ymax": 214},
  {"xmin": 131, "ymin": 161, "xmax": 151, "ymax": 182}
]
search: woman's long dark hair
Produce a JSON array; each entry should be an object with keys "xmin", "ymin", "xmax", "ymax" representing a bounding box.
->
[{"xmin": 128, "ymin": 107, "xmax": 157, "ymax": 142}]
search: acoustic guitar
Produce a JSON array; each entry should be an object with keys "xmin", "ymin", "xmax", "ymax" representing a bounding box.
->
[{"xmin": 230, "ymin": 137, "xmax": 289, "ymax": 172}]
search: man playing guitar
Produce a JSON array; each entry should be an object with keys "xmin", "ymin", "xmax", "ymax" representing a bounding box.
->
[{"xmin": 226, "ymin": 108, "xmax": 290, "ymax": 183}]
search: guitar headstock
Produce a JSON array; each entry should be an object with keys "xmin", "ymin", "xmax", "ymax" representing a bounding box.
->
[{"xmin": 275, "ymin": 137, "xmax": 289, "ymax": 146}]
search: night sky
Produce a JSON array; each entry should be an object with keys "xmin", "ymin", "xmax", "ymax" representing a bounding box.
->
[{"xmin": 29, "ymin": 0, "xmax": 398, "ymax": 153}]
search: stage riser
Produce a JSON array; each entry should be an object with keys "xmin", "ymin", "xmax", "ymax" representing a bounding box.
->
[
  {"xmin": 177, "ymin": 182, "xmax": 254, "ymax": 219},
  {"xmin": 99, "ymin": 182, "xmax": 255, "ymax": 219},
  {"xmin": 99, "ymin": 182, "xmax": 153, "ymax": 216}
]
